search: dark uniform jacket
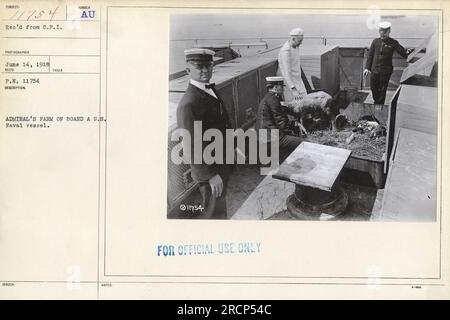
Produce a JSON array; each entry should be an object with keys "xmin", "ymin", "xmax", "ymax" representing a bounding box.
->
[
  {"xmin": 365, "ymin": 37, "xmax": 408, "ymax": 74},
  {"xmin": 255, "ymin": 91, "xmax": 290, "ymax": 141},
  {"xmin": 176, "ymin": 83, "xmax": 230, "ymax": 183}
]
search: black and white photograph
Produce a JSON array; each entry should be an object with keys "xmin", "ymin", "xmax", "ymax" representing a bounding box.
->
[{"xmin": 167, "ymin": 13, "xmax": 438, "ymax": 222}]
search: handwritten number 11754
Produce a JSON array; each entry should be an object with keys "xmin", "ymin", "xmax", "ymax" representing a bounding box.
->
[{"xmin": 9, "ymin": 7, "xmax": 59, "ymax": 21}]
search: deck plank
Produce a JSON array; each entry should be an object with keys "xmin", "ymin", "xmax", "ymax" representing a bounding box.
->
[
  {"xmin": 231, "ymin": 175, "xmax": 294, "ymax": 220},
  {"xmin": 379, "ymin": 163, "xmax": 436, "ymax": 221}
]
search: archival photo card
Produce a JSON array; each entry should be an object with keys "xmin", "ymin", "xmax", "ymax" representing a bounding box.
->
[
  {"xmin": 167, "ymin": 14, "xmax": 439, "ymax": 222},
  {"xmin": 1, "ymin": 0, "xmax": 448, "ymax": 300}
]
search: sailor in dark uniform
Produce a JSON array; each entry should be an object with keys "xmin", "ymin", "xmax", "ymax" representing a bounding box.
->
[
  {"xmin": 176, "ymin": 48, "xmax": 231, "ymax": 219},
  {"xmin": 255, "ymin": 76, "xmax": 303, "ymax": 161},
  {"xmin": 364, "ymin": 21, "xmax": 413, "ymax": 105}
]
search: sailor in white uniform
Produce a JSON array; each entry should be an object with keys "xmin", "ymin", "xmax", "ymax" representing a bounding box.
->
[{"xmin": 277, "ymin": 27, "xmax": 307, "ymax": 106}]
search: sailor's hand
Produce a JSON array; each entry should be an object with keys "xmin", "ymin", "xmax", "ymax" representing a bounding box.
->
[
  {"xmin": 296, "ymin": 121, "xmax": 308, "ymax": 136},
  {"xmin": 209, "ymin": 174, "xmax": 223, "ymax": 198},
  {"xmin": 406, "ymin": 48, "xmax": 414, "ymax": 55},
  {"xmin": 293, "ymin": 104, "xmax": 302, "ymax": 113},
  {"xmin": 363, "ymin": 69, "xmax": 370, "ymax": 77}
]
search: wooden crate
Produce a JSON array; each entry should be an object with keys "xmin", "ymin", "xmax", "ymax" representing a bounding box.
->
[
  {"xmin": 394, "ymin": 84, "xmax": 438, "ymax": 136},
  {"xmin": 300, "ymin": 45, "xmax": 339, "ymax": 95},
  {"xmin": 340, "ymin": 102, "xmax": 390, "ymax": 189},
  {"xmin": 339, "ymin": 47, "xmax": 365, "ymax": 90},
  {"xmin": 320, "ymin": 46, "xmax": 340, "ymax": 96}
]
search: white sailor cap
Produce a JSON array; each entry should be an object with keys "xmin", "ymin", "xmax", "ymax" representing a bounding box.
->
[
  {"xmin": 266, "ymin": 76, "xmax": 285, "ymax": 86},
  {"xmin": 378, "ymin": 21, "xmax": 391, "ymax": 29},
  {"xmin": 184, "ymin": 48, "xmax": 215, "ymax": 62},
  {"xmin": 289, "ymin": 27, "xmax": 304, "ymax": 36}
]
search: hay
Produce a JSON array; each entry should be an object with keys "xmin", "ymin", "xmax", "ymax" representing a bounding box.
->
[{"xmin": 307, "ymin": 127, "xmax": 386, "ymax": 160}]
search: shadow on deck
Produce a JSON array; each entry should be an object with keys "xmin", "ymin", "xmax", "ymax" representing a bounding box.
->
[{"xmin": 225, "ymin": 164, "xmax": 382, "ymax": 221}]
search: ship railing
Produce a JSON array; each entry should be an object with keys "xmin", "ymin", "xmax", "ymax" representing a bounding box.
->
[{"xmin": 171, "ymin": 36, "xmax": 426, "ymax": 47}]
